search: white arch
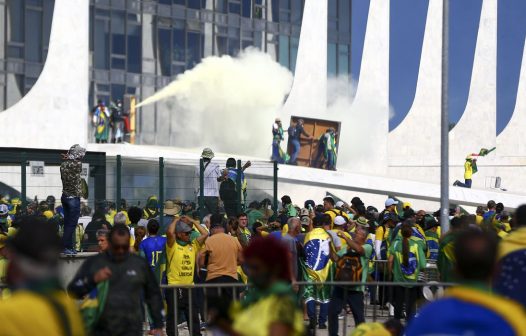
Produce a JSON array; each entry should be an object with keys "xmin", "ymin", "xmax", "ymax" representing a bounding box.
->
[
  {"xmin": 0, "ymin": 0, "xmax": 89, "ymax": 150},
  {"xmin": 449, "ymin": 0, "xmax": 497, "ymax": 164}
]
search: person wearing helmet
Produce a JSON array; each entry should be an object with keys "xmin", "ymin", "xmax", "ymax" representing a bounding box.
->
[
  {"xmin": 60, "ymin": 144, "xmax": 86, "ymax": 255},
  {"xmin": 453, "ymin": 155, "xmax": 477, "ymax": 188},
  {"xmin": 197, "ymin": 148, "xmax": 222, "ymax": 217}
]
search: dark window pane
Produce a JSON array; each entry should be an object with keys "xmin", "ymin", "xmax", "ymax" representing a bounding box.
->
[
  {"xmin": 242, "ymin": 0, "xmax": 251, "ymax": 17},
  {"xmin": 7, "ymin": 45, "xmax": 23, "ymax": 58},
  {"xmin": 242, "ymin": 40, "xmax": 253, "ymax": 49},
  {"xmin": 94, "ymin": 19, "xmax": 110, "ymax": 69},
  {"xmin": 113, "ymin": 34, "xmax": 126, "ymax": 54},
  {"xmin": 278, "ymin": 35, "xmax": 289, "ymax": 68},
  {"xmin": 290, "ymin": 36, "xmax": 299, "ymax": 72},
  {"xmin": 280, "ymin": 0, "xmax": 290, "ymax": 9},
  {"xmin": 174, "ymin": 0, "xmax": 186, "ymax": 4},
  {"xmin": 127, "ymin": 24, "xmax": 142, "ymax": 73},
  {"xmin": 187, "ymin": 32, "xmax": 201, "ymax": 68},
  {"xmin": 43, "ymin": 0, "xmax": 55, "ymax": 47},
  {"xmin": 328, "ymin": 43, "xmax": 337, "ymax": 76},
  {"xmin": 216, "ymin": 0, "xmax": 227, "ymax": 13},
  {"xmin": 338, "ymin": 44, "xmax": 349, "ymax": 75},
  {"xmin": 8, "ymin": 0, "xmax": 24, "ymax": 43},
  {"xmin": 188, "ymin": 0, "xmax": 202, "ymax": 9},
  {"xmin": 328, "ymin": 0, "xmax": 337, "ymax": 18},
  {"xmin": 27, "ymin": 0, "xmax": 43, "ymax": 6},
  {"xmin": 271, "ymin": 0, "xmax": 279, "ymax": 22},
  {"xmin": 159, "ymin": 0, "xmax": 172, "ymax": 4},
  {"xmin": 338, "ymin": 0, "xmax": 350, "ymax": 33},
  {"xmin": 228, "ymin": 38, "xmax": 239, "ymax": 56},
  {"xmin": 26, "ymin": 9, "xmax": 43, "ymax": 62},
  {"xmin": 229, "ymin": 2, "xmax": 241, "ymax": 14},
  {"xmin": 216, "ymin": 36, "xmax": 227, "ymax": 55},
  {"xmin": 291, "ymin": 0, "xmax": 303, "ymax": 25},
  {"xmin": 173, "ymin": 28, "xmax": 185, "ymax": 62},
  {"xmin": 158, "ymin": 28, "xmax": 172, "ymax": 76},
  {"xmin": 111, "ymin": 57, "xmax": 126, "ymax": 69},
  {"xmin": 111, "ymin": 84, "xmax": 126, "ymax": 101}
]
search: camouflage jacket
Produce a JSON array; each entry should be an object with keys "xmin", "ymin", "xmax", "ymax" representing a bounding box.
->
[{"xmin": 60, "ymin": 160, "xmax": 82, "ymax": 197}]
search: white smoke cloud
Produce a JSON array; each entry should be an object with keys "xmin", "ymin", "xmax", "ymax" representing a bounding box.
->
[{"xmin": 137, "ymin": 48, "xmax": 293, "ymax": 157}]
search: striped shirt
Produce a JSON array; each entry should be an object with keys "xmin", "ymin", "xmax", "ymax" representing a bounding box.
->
[{"xmin": 196, "ymin": 161, "xmax": 221, "ymax": 197}]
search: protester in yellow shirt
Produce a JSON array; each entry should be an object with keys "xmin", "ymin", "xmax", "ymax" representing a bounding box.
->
[{"xmin": 166, "ymin": 216, "xmax": 208, "ymax": 336}]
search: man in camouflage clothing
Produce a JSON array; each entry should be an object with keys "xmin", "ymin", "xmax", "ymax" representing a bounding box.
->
[{"xmin": 60, "ymin": 144, "xmax": 86, "ymax": 254}]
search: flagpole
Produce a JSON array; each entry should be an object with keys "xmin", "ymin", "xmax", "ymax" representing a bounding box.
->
[{"xmin": 440, "ymin": 0, "xmax": 450, "ymax": 233}]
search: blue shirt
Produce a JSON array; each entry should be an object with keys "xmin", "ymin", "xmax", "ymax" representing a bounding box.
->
[
  {"xmin": 139, "ymin": 236, "xmax": 167, "ymax": 270},
  {"xmin": 406, "ymin": 295, "xmax": 519, "ymax": 336}
]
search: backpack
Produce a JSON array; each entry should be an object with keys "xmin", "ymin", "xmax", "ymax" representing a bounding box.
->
[
  {"xmin": 219, "ymin": 178, "xmax": 237, "ymax": 202},
  {"xmin": 335, "ymin": 250, "xmax": 363, "ymax": 282}
]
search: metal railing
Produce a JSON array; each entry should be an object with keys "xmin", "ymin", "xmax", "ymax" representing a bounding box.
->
[{"xmin": 160, "ymin": 280, "xmax": 455, "ymax": 336}]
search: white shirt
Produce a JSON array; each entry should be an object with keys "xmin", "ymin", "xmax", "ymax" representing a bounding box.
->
[{"xmin": 196, "ymin": 161, "xmax": 221, "ymax": 197}]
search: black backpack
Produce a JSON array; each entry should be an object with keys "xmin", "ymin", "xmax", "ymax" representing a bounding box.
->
[
  {"xmin": 219, "ymin": 178, "xmax": 237, "ymax": 202},
  {"xmin": 335, "ymin": 250, "xmax": 363, "ymax": 282}
]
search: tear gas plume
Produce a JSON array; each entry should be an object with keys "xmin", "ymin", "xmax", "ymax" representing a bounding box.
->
[{"xmin": 137, "ymin": 48, "xmax": 293, "ymax": 158}]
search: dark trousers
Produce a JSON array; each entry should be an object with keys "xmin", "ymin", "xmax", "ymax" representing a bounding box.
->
[
  {"xmin": 199, "ymin": 196, "xmax": 218, "ymax": 217},
  {"xmin": 457, "ymin": 179, "xmax": 472, "ymax": 188},
  {"xmin": 166, "ymin": 288, "xmax": 201, "ymax": 336},
  {"xmin": 328, "ymin": 287, "xmax": 365, "ymax": 336},
  {"xmin": 61, "ymin": 194, "xmax": 80, "ymax": 250},
  {"xmin": 223, "ymin": 200, "xmax": 237, "ymax": 218},
  {"xmin": 205, "ymin": 275, "xmax": 238, "ymax": 304},
  {"xmin": 393, "ymin": 286, "xmax": 419, "ymax": 320},
  {"xmin": 306, "ymin": 301, "xmax": 328, "ymax": 325}
]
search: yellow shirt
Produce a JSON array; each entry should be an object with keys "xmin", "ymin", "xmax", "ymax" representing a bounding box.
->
[
  {"xmin": 350, "ymin": 322, "xmax": 390, "ymax": 336},
  {"xmin": 166, "ymin": 240, "xmax": 201, "ymax": 285},
  {"xmin": 0, "ymin": 290, "xmax": 85, "ymax": 336},
  {"xmin": 464, "ymin": 161, "xmax": 473, "ymax": 179}
]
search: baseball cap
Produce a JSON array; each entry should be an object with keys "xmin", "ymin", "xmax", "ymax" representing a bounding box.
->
[
  {"xmin": 175, "ymin": 221, "xmax": 192, "ymax": 233},
  {"xmin": 300, "ymin": 216, "xmax": 310, "ymax": 226},
  {"xmin": 0, "ymin": 204, "xmax": 8, "ymax": 216},
  {"xmin": 335, "ymin": 201, "xmax": 344, "ymax": 208},
  {"xmin": 385, "ymin": 198, "xmax": 399, "ymax": 207},
  {"xmin": 334, "ymin": 215, "xmax": 347, "ymax": 226}
]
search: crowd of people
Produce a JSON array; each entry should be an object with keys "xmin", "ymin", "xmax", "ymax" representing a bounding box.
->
[
  {"xmin": 0, "ymin": 145, "xmax": 526, "ymax": 336},
  {"xmin": 91, "ymin": 99, "xmax": 130, "ymax": 144}
]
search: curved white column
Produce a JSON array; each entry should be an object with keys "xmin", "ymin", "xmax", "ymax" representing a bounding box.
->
[
  {"xmin": 280, "ymin": 0, "xmax": 327, "ymax": 120},
  {"xmin": 388, "ymin": 0, "xmax": 442, "ymax": 169},
  {"xmin": 449, "ymin": 0, "xmax": 497, "ymax": 164},
  {"xmin": 497, "ymin": 37, "xmax": 526, "ymax": 157},
  {"xmin": 338, "ymin": 0, "xmax": 389, "ymax": 174},
  {"xmin": 0, "ymin": 0, "xmax": 89, "ymax": 149}
]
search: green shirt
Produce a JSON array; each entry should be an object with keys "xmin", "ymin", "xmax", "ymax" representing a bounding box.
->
[
  {"xmin": 389, "ymin": 239, "xmax": 426, "ymax": 287},
  {"xmin": 247, "ymin": 209, "xmax": 264, "ymax": 231},
  {"xmin": 438, "ymin": 232, "xmax": 457, "ymax": 282}
]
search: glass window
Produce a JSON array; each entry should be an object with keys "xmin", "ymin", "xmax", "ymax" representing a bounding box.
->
[
  {"xmin": 290, "ymin": 0, "xmax": 303, "ymax": 25},
  {"xmin": 8, "ymin": 0, "xmax": 24, "ymax": 43},
  {"xmin": 158, "ymin": 28, "xmax": 172, "ymax": 76},
  {"xmin": 43, "ymin": 0, "xmax": 55, "ymax": 47},
  {"xmin": 270, "ymin": 0, "xmax": 279, "ymax": 22},
  {"xmin": 188, "ymin": 0, "xmax": 202, "ymax": 9},
  {"xmin": 228, "ymin": 38, "xmax": 240, "ymax": 56},
  {"xmin": 127, "ymin": 24, "xmax": 142, "ymax": 73},
  {"xmin": 338, "ymin": 0, "xmax": 350, "ymax": 33},
  {"xmin": 327, "ymin": 43, "xmax": 337, "ymax": 76},
  {"xmin": 94, "ymin": 19, "xmax": 110, "ymax": 69},
  {"xmin": 26, "ymin": 9, "xmax": 43, "ymax": 62},
  {"xmin": 290, "ymin": 36, "xmax": 299, "ymax": 73},
  {"xmin": 173, "ymin": 0, "xmax": 186, "ymax": 4},
  {"xmin": 328, "ymin": 0, "xmax": 337, "ymax": 18},
  {"xmin": 242, "ymin": 0, "xmax": 251, "ymax": 17},
  {"xmin": 216, "ymin": 0, "xmax": 227, "ymax": 13},
  {"xmin": 159, "ymin": 0, "xmax": 172, "ymax": 4},
  {"xmin": 111, "ymin": 84, "xmax": 126, "ymax": 101},
  {"xmin": 173, "ymin": 28, "xmax": 186, "ymax": 62},
  {"xmin": 111, "ymin": 57, "xmax": 126, "ymax": 69},
  {"xmin": 338, "ymin": 44, "xmax": 349, "ymax": 75},
  {"xmin": 186, "ymin": 32, "xmax": 201, "ymax": 69},
  {"xmin": 242, "ymin": 40, "xmax": 253, "ymax": 49},
  {"xmin": 278, "ymin": 35, "xmax": 289, "ymax": 68},
  {"xmin": 229, "ymin": 1, "xmax": 241, "ymax": 14},
  {"xmin": 216, "ymin": 36, "xmax": 227, "ymax": 55},
  {"xmin": 280, "ymin": 0, "xmax": 290, "ymax": 9},
  {"xmin": 111, "ymin": 11, "xmax": 126, "ymax": 55},
  {"xmin": 7, "ymin": 45, "xmax": 24, "ymax": 58}
]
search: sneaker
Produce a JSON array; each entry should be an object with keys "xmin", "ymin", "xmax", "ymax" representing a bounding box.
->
[
  {"xmin": 387, "ymin": 303, "xmax": 395, "ymax": 317},
  {"xmin": 62, "ymin": 248, "xmax": 77, "ymax": 255},
  {"xmin": 318, "ymin": 323, "xmax": 327, "ymax": 329},
  {"xmin": 200, "ymin": 322, "xmax": 207, "ymax": 331},
  {"xmin": 453, "ymin": 180, "xmax": 460, "ymax": 186}
]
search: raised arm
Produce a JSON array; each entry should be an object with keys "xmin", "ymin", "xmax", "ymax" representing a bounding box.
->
[{"xmin": 166, "ymin": 217, "xmax": 178, "ymax": 248}]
